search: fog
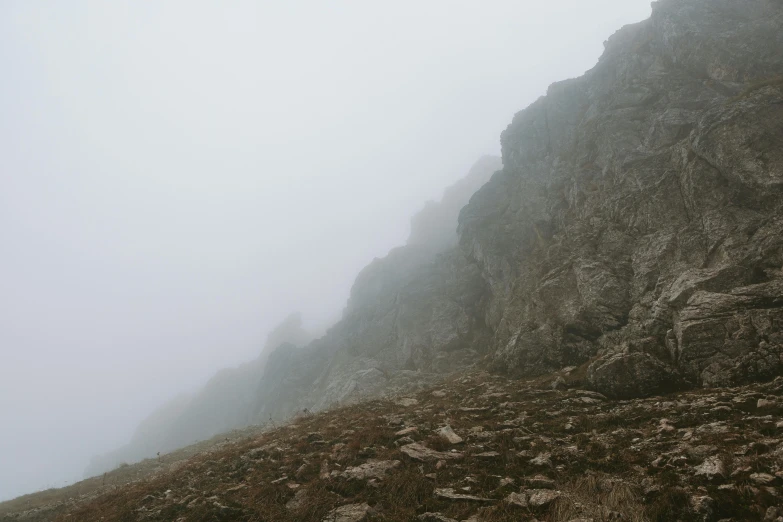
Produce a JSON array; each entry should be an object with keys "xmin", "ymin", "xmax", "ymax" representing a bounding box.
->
[{"xmin": 0, "ymin": 0, "xmax": 651, "ymax": 501}]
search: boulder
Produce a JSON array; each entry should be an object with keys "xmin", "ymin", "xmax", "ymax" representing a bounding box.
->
[
  {"xmin": 437, "ymin": 425, "xmax": 463, "ymax": 444},
  {"xmin": 434, "ymin": 488, "xmax": 493, "ymax": 503},
  {"xmin": 400, "ymin": 443, "xmax": 463, "ymax": 462},
  {"xmin": 587, "ymin": 352, "xmax": 680, "ymax": 399},
  {"xmin": 323, "ymin": 503, "xmax": 372, "ymax": 522},
  {"xmin": 333, "ymin": 460, "xmax": 400, "ymax": 481},
  {"xmin": 694, "ymin": 456, "xmax": 726, "ymax": 480}
]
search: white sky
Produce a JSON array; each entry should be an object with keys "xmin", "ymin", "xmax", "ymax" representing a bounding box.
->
[{"xmin": 0, "ymin": 0, "xmax": 652, "ymax": 501}]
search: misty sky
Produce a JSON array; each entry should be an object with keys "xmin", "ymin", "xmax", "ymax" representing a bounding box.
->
[{"xmin": 0, "ymin": 0, "xmax": 652, "ymax": 501}]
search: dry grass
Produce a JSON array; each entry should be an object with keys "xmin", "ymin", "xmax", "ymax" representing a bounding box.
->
[{"xmin": 549, "ymin": 474, "xmax": 646, "ymax": 522}]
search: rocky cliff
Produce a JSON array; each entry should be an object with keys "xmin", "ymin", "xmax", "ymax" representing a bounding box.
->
[
  {"xmin": 261, "ymin": 0, "xmax": 783, "ymax": 411},
  {"xmin": 460, "ymin": 0, "xmax": 783, "ymax": 398}
]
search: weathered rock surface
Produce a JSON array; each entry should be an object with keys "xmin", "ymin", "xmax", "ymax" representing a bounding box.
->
[
  {"xmin": 526, "ymin": 489, "xmax": 561, "ymax": 508},
  {"xmin": 458, "ymin": 0, "xmax": 783, "ymax": 396},
  {"xmin": 434, "ymin": 488, "xmax": 492, "ymax": 503},
  {"xmin": 694, "ymin": 455, "xmax": 726, "ymax": 480},
  {"xmin": 417, "ymin": 514, "xmax": 459, "ymax": 522},
  {"xmin": 333, "ymin": 460, "xmax": 400, "ymax": 481},
  {"xmin": 323, "ymin": 503, "xmax": 372, "ymax": 522},
  {"xmin": 399, "ymin": 443, "xmax": 463, "ymax": 462},
  {"xmin": 437, "ymin": 425, "xmax": 463, "ymax": 444},
  {"xmin": 587, "ymin": 352, "xmax": 680, "ymax": 399}
]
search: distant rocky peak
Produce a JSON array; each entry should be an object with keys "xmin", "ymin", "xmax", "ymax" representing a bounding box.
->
[
  {"xmin": 407, "ymin": 155, "xmax": 501, "ymax": 253},
  {"xmin": 261, "ymin": 312, "xmax": 312, "ymax": 360}
]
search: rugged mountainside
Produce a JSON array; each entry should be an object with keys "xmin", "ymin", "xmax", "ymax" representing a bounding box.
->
[
  {"xmin": 91, "ymin": 0, "xmax": 782, "ymax": 488},
  {"xmin": 258, "ymin": 0, "xmax": 783, "ymax": 416},
  {"xmin": 4, "ymin": 0, "xmax": 783, "ymax": 517},
  {"xmin": 460, "ymin": 0, "xmax": 783, "ymax": 397}
]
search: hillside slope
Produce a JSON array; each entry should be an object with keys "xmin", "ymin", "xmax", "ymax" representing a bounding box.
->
[{"xmin": 5, "ymin": 370, "xmax": 783, "ymax": 521}]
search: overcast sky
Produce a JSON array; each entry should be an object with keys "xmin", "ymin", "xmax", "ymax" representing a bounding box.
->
[{"xmin": 0, "ymin": 0, "xmax": 652, "ymax": 501}]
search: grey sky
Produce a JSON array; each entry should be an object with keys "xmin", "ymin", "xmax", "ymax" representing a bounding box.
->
[{"xmin": 0, "ymin": 0, "xmax": 652, "ymax": 501}]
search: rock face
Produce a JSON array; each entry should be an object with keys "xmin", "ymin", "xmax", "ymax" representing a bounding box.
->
[{"xmin": 459, "ymin": 0, "xmax": 783, "ymax": 396}]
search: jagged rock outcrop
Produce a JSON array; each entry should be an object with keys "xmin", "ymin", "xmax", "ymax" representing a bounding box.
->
[{"xmin": 459, "ymin": 0, "xmax": 783, "ymax": 397}]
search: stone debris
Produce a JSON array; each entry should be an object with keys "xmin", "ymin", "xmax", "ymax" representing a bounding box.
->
[
  {"xmin": 285, "ymin": 488, "xmax": 308, "ymax": 511},
  {"xmin": 474, "ymin": 451, "xmax": 500, "ymax": 459},
  {"xmin": 417, "ymin": 513, "xmax": 459, "ymax": 522},
  {"xmin": 9, "ymin": 371, "xmax": 783, "ymax": 522},
  {"xmin": 400, "ymin": 442, "xmax": 463, "ymax": 462},
  {"xmin": 323, "ymin": 503, "xmax": 372, "ymax": 522},
  {"xmin": 434, "ymin": 488, "xmax": 493, "ymax": 503},
  {"xmin": 332, "ymin": 459, "xmax": 400, "ymax": 480},
  {"xmin": 529, "ymin": 452, "xmax": 552, "ymax": 467},
  {"xmin": 526, "ymin": 489, "xmax": 561, "ymax": 508},
  {"xmin": 505, "ymin": 492, "xmax": 528, "ymax": 508},
  {"xmin": 437, "ymin": 425, "xmax": 463, "ymax": 444},
  {"xmin": 693, "ymin": 456, "xmax": 725, "ymax": 480},
  {"xmin": 523, "ymin": 475, "xmax": 555, "ymax": 489},
  {"xmin": 751, "ymin": 472, "xmax": 777, "ymax": 485}
]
